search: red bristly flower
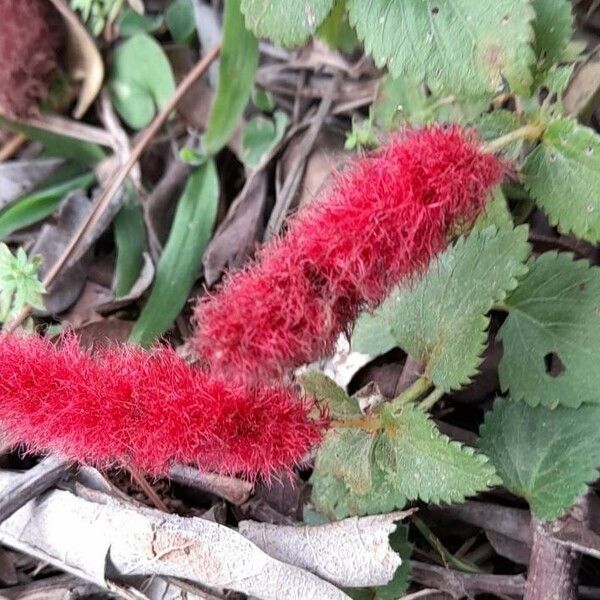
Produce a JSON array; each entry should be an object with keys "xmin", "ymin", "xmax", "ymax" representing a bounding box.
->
[
  {"xmin": 0, "ymin": 0, "xmax": 64, "ymax": 118},
  {"xmin": 0, "ymin": 334, "xmax": 324, "ymax": 479},
  {"xmin": 193, "ymin": 125, "xmax": 506, "ymax": 382}
]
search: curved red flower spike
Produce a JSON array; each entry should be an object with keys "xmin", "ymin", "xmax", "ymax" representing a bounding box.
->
[
  {"xmin": 193, "ymin": 125, "xmax": 506, "ymax": 382},
  {"xmin": 0, "ymin": 334, "xmax": 324, "ymax": 479},
  {"xmin": 0, "ymin": 0, "xmax": 64, "ymax": 118}
]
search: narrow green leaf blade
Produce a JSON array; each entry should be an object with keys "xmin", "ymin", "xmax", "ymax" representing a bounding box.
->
[
  {"xmin": 0, "ymin": 172, "xmax": 95, "ymax": 240},
  {"xmin": 129, "ymin": 160, "xmax": 219, "ymax": 346},
  {"xmin": 523, "ymin": 117, "xmax": 600, "ymax": 243},
  {"xmin": 480, "ymin": 399, "xmax": 600, "ymax": 520},
  {"xmin": 203, "ymin": 0, "xmax": 259, "ymax": 155},
  {"xmin": 112, "ymin": 193, "xmax": 147, "ymax": 297},
  {"xmin": 241, "ymin": 0, "xmax": 335, "ymax": 47},
  {"xmin": 499, "ymin": 252, "xmax": 600, "ymax": 408},
  {"xmin": 347, "ymin": 0, "xmax": 535, "ymax": 96}
]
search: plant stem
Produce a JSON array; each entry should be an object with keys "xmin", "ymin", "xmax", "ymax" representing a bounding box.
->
[
  {"xmin": 481, "ymin": 123, "xmax": 544, "ymax": 154},
  {"xmin": 391, "ymin": 376, "xmax": 432, "ymax": 412},
  {"xmin": 419, "ymin": 388, "xmax": 444, "ymax": 411}
]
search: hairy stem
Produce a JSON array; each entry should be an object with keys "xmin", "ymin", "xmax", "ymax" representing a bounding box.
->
[{"xmin": 481, "ymin": 123, "xmax": 544, "ymax": 154}]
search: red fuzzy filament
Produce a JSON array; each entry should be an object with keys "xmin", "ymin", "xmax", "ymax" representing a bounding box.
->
[
  {"xmin": 193, "ymin": 125, "xmax": 506, "ymax": 382},
  {"xmin": 0, "ymin": 0, "xmax": 64, "ymax": 118},
  {"xmin": 0, "ymin": 334, "xmax": 323, "ymax": 479}
]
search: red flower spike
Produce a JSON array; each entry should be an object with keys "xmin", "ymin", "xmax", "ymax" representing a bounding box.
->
[
  {"xmin": 193, "ymin": 125, "xmax": 506, "ymax": 382},
  {"xmin": 0, "ymin": 0, "xmax": 64, "ymax": 118},
  {"xmin": 0, "ymin": 334, "xmax": 324, "ymax": 479}
]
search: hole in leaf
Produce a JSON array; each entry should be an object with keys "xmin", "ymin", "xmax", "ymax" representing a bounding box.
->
[
  {"xmin": 543, "ymin": 353, "xmax": 565, "ymax": 378},
  {"xmin": 579, "ymin": 282, "xmax": 587, "ymax": 291},
  {"xmin": 501, "ymin": 14, "xmax": 509, "ymax": 25},
  {"xmin": 431, "ymin": 6, "xmax": 439, "ymax": 14}
]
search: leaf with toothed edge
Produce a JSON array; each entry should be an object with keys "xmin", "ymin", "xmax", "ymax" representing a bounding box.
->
[
  {"xmin": 480, "ymin": 398, "xmax": 600, "ymax": 520},
  {"xmin": 498, "ymin": 252, "xmax": 600, "ymax": 408},
  {"xmin": 347, "ymin": 0, "xmax": 536, "ymax": 96},
  {"xmin": 312, "ymin": 402, "xmax": 499, "ymax": 519},
  {"xmin": 353, "ymin": 225, "xmax": 530, "ymax": 392},
  {"xmin": 523, "ymin": 118, "xmax": 600, "ymax": 243},
  {"xmin": 240, "ymin": 0, "xmax": 335, "ymax": 46}
]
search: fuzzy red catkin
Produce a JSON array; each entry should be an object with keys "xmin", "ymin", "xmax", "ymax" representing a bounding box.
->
[
  {"xmin": 193, "ymin": 125, "xmax": 506, "ymax": 382},
  {"xmin": 0, "ymin": 0, "xmax": 64, "ymax": 118},
  {"xmin": 0, "ymin": 334, "xmax": 323, "ymax": 479}
]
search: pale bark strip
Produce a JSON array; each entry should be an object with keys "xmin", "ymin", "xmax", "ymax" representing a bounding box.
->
[
  {"xmin": 0, "ymin": 472, "xmax": 348, "ymax": 600},
  {"xmin": 239, "ymin": 511, "xmax": 412, "ymax": 587}
]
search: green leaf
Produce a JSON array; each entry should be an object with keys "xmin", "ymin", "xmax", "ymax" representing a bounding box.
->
[
  {"xmin": 480, "ymin": 399, "xmax": 600, "ymax": 520},
  {"xmin": 203, "ymin": 0, "xmax": 259, "ymax": 155},
  {"xmin": 0, "ymin": 244, "xmax": 45, "ymax": 323},
  {"xmin": 112, "ymin": 192, "xmax": 147, "ymax": 297},
  {"xmin": 317, "ymin": 0, "xmax": 358, "ymax": 54},
  {"xmin": 0, "ymin": 118, "xmax": 105, "ymax": 166},
  {"xmin": 242, "ymin": 111, "xmax": 289, "ymax": 166},
  {"xmin": 531, "ymin": 0, "xmax": 574, "ymax": 65},
  {"xmin": 129, "ymin": 160, "xmax": 218, "ymax": 346},
  {"xmin": 472, "ymin": 189, "xmax": 513, "ymax": 232},
  {"xmin": 241, "ymin": 0, "xmax": 335, "ymax": 47},
  {"xmin": 375, "ymin": 523, "xmax": 411, "ymax": 599},
  {"xmin": 352, "ymin": 226, "xmax": 530, "ymax": 391},
  {"xmin": 108, "ymin": 33, "xmax": 176, "ymax": 130},
  {"xmin": 298, "ymin": 371, "xmax": 361, "ymax": 419},
  {"xmin": 118, "ymin": 8, "xmax": 163, "ymax": 36},
  {"xmin": 523, "ymin": 117, "xmax": 600, "ymax": 243},
  {"xmin": 347, "ymin": 0, "xmax": 535, "ymax": 96},
  {"xmin": 373, "ymin": 75, "xmax": 488, "ymax": 130},
  {"xmin": 0, "ymin": 172, "xmax": 95, "ymax": 240},
  {"xmin": 499, "ymin": 252, "xmax": 600, "ymax": 408},
  {"xmin": 474, "ymin": 110, "xmax": 525, "ymax": 160},
  {"xmin": 312, "ymin": 403, "xmax": 498, "ymax": 518},
  {"xmin": 165, "ymin": 0, "xmax": 196, "ymax": 44}
]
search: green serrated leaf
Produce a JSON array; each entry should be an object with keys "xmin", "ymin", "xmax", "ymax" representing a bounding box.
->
[
  {"xmin": 499, "ymin": 252, "xmax": 600, "ymax": 408},
  {"xmin": 353, "ymin": 226, "xmax": 529, "ymax": 391},
  {"xmin": 480, "ymin": 398, "xmax": 600, "ymax": 520},
  {"xmin": 203, "ymin": 0, "xmax": 259, "ymax": 156},
  {"xmin": 351, "ymin": 308, "xmax": 397, "ymax": 357},
  {"xmin": 374, "ymin": 75, "xmax": 489, "ymax": 130},
  {"xmin": 472, "ymin": 189, "xmax": 513, "ymax": 232},
  {"xmin": 241, "ymin": 0, "xmax": 335, "ymax": 47},
  {"xmin": 298, "ymin": 371, "xmax": 361, "ymax": 419},
  {"xmin": 0, "ymin": 243, "xmax": 46, "ymax": 323},
  {"xmin": 523, "ymin": 117, "xmax": 600, "ymax": 243},
  {"xmin": 312, "ymin": 403, "xmax": 498, "ymax": 518},
  {"xmin": 242, "ymin": 111, "xmax": 289, "ymax": 166},
  {"xmin": 129, "ymin": 160, "xmax": 218, "ymax": 346},
  {"xmin": 108, "ymin": 33, "xmax": 176, "ymax": 130},
  {"xmin": 347, "ymin": 0, "xmax": 535, "ymax": 96},
  {"xmin": 531, "ymin": 0, "xmax": 574, "ymax": 65}
]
